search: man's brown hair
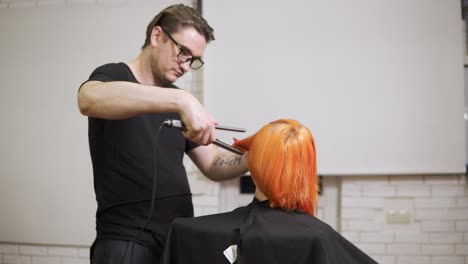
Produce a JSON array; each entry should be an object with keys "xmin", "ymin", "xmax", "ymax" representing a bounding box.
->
[{"xmin": 142, "ymin": 4, "xmax": 215, "ymax": 49}]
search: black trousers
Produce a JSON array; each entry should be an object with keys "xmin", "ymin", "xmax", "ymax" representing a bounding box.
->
[{"xmin": 91, "ymin": 239, "xmax": 162, "ymax": 264}]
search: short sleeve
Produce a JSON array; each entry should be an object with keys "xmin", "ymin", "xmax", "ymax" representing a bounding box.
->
[
  {"xmin": 79, "ymin": 63, "xmax": 134, "ymax": 90},
  {"xmin": 185, "ymin": 139, "xmax": 199, "ymax": 153}
]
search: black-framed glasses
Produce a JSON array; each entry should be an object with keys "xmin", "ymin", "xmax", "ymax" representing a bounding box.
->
[{"xmin": 161, "ymin": 28, "xmax": 204, "ymax": 70}]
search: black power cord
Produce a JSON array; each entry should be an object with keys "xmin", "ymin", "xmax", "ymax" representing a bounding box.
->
[{"xmin": 119, "ymin": 122, "xmax": 165, "ymax": 264}]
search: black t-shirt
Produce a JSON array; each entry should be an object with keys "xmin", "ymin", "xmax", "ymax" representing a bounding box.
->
[{"xmin": 82, "ymin": 63, "xmax": 198, "ymax": 248}]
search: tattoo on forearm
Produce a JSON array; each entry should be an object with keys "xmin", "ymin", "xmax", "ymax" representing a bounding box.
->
[{"xmin": 213, "ymin": 155, "xmax": 242, "ymax": 167}]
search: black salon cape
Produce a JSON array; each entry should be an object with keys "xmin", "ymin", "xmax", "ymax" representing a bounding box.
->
[{"xmin": 160, "ymin": 199, "xmax": 377, "ymax": 264}]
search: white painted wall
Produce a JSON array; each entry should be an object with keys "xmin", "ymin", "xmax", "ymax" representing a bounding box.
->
[
  {"xmin": 0, "ymin": 0, "xmax": 193, "ymax": 247},
  {"xmin": 203, "ymin": 0, "xmax": 465, "ymax": 175}
]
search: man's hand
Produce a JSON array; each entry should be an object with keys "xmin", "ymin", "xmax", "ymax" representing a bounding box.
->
[{"xmin": 178, "ymin": 92, "xmax": 218, "ymax": 145}]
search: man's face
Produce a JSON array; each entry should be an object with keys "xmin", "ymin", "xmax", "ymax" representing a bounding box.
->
[{"xmin": 150, "ymin": 26, "xmax": 207, "ymax": 84}]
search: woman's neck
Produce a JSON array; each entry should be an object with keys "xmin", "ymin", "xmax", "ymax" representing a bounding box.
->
[{"xmin": 255, "ymin": 188, "xmax": 268, "ymax": 201}]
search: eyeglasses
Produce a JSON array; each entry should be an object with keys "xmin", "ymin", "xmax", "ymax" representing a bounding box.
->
[{"xmin": 161, "ymin": 28, "xmax": 204, "ymax": 70}]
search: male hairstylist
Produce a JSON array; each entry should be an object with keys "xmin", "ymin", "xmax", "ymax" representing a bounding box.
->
[{"xmin": 78, "ymin": 4, "xmax": 248, "ymax": 264}]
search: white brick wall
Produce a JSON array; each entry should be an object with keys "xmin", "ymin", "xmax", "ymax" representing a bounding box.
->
[
  {"xmin": 342, "ymin": 175, "xmax": 468, "ymax": 264},
  {"xmin": 0, "ymin": 243, "xmax": 89, "ymax": 264}
]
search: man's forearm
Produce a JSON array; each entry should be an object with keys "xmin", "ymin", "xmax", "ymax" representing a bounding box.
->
[
  {"xmin": 207, "ymin": 152, "xmax": 249, "ymax": 181},
  {"xmin": 78, "ymin": 81, "xmax": 184, "ymax": 120}
]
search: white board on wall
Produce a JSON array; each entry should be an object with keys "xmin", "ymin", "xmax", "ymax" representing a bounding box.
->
[
  {"xmin": 203, "ymin": 0, "xmax": 466, "ymax": 175},
  {"xmin": 0, "ymin": 1, "xmax": 177, "ymax": 246}
]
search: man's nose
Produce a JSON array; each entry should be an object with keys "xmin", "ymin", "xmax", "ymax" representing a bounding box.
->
[{"xmin": 180, "ymin": 60, "xmax": 190, "ymax": 72}]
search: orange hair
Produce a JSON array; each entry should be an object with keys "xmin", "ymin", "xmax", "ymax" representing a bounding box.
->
[{"xmin": 234, "ymin": 119, "xmax": 318, "ymax": 216}]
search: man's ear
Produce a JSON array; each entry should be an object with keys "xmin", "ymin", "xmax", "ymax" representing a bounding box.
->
[{"xmin": 150, "ymin": 26, "xmax": 164, "ymax": 47}]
